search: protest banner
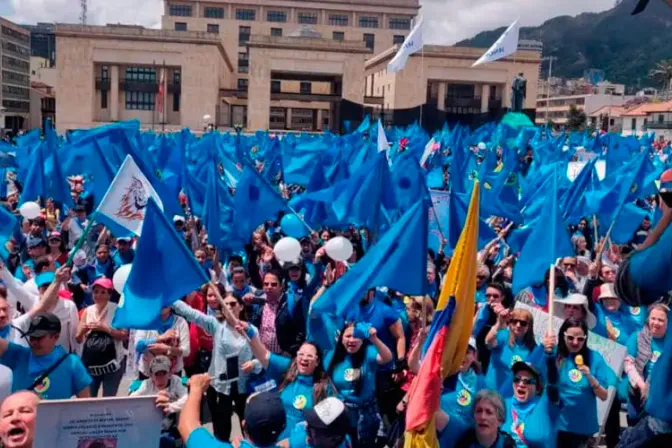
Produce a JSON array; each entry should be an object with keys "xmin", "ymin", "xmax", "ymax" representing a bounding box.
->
[
  {"xmin": 515, "ymin": 302, "xmax": 627, "ymax": 430},
  {"xmin": 429, "ymin": 189, "xmax": 450, "ymax": 252},
  {"xmin": 35, "ymin": 395, "xmax": 163, "ymax": 448},
  {"xmin": 567, "ymin": 160, "xmax": 605, "ymax": 181}
]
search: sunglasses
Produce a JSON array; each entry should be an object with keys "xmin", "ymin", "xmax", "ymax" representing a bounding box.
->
[
  {"xmin": 563, "ymin": 263, "xmax": 576, "ymax": 268},
  {"xmin": 511, "ymin": 319, "xmax": 529, "ymax": 327},
  {"xmin": 264, "ymin": 282, "xmax": 279, "ymax": 287},
  {"xmin": 513, "ymin": 376, "xmax": 537, "ymax": 386},
  {"xmin": 48, "ymin": 239, "xmax": 61, "ymax": 244},
  {"xmin": 485, "ymin": 293, "xmax": 501, "ymax": 299},
  {"xmin": 564, "ymin": 334, "xmax": 587, "ymax": 344},
  {"xmin": 477, "ymin": 275, "xmax": 488, "ymax": 280}
]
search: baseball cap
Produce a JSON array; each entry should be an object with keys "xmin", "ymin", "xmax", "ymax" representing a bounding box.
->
[
  {"xmin": 35, "ymin": 271, "xmax": 55, "ymax": 288},
  {"xmin": 468, "ymin": 336, "xmax": 477, "ymax": 351},
  {"xmin": 58, "ymin": 289, "xmax": 73, "ymax": 300},
  {"xmin": 48, "ymin": 231, "xmax": 62, "ymax": 240},
  {"xmin": 26, "ymin": 312, "xmax": 61, "ymax": 337},
  {"xmin": 173, "ymin": 215, "xmax": 186, "ymax": 224},
  {"xmin": 93, "ymin": 278, "xmax": 114, "ymax": 290},
  {"xmin": 27, "ymin": 237, "xmax": 46, "ymax": 249},
  {"xmin": 598, "ymin": 283, "xmax": 618, "ymax": 301},
  {"xmin": 282, "ymin": 259, "xmax": 302, "ymax": 270},
  {"xmin": 304, "ymin": 397, "xmax": 350, "ymax": 433},
  {"xmin": 116, "ymin": 236, "xmax": 132, "ymax": 243},
  {"xmin": 150, "ymin": 355, "xmax": 172, "ymax": 375},
  {"xmin": 244, "ymin": 392, "xmax": 286, "ymax": 446},
  {"xmin": 512, "ymin": 361, "xmax": 543, "ymax": 391}
]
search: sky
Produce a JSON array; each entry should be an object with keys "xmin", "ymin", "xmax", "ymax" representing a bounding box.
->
[{"xmin": 3, "ymin": 0, "xmax": 616, "ymax": 44}]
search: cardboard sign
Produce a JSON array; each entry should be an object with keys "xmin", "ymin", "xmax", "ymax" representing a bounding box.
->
[
  {"xmin": 35, "ymin": 395, "xmax": 163, "ymax": 448},
  {"xmin": 515, "ymin": 302, "xmax": 627, "ymax": 429}
]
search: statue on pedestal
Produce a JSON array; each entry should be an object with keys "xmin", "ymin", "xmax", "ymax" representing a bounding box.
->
[{"xmin": 511, "ymin": 72, "xmax": 527, "ymax": 112}]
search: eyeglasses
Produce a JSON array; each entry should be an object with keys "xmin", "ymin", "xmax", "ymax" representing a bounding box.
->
[
  {"xmin": 485, "ymin": 293, "xmax": 501, "ymax": 299},
  {"xmin": 511, "ymin": 319, "xmax": 529, "ymax": 328},
  {"xmin": 296, "ymin": 352, "xmax": 317, "ymax": 361},
  {"xmin": 513, "ymin": 376, "xmax": 537, "ymax": 386},
  {"xmin": 564, "ymin": 334, "xmax": 587, "ymax": 344},
  {"xmin": 563, "ymin": 263, "xmax": 576, "ymax": 268},
  {"xmin": 224, "ymin": 302, "xmax": 239, "ymax": 308},
  {"xmin": 264, "ymin": 282, "xmax": 279, "ymax": 287}
]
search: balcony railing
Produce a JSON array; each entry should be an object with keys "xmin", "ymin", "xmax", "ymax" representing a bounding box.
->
[
  {"xmin": 488, "ymin": 97, "xmax": 503, "ymax": 110},
  {"xmin": 95, "ymin": 78, "xmax": 110, "ymax": 91},
  {"xmin": 646, "ymin": 121, "xmax": 672, "ymax": 130},
  {"xmin": 446, "ymin": 96, "xmax": 482, "ymax": 109},
  {"xmin": 119, "ymin": 79, "xmax": 158, "ymax": 93}
]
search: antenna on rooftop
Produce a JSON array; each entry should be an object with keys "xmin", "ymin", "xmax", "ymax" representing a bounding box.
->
[{"xmin": 80, "ymin": 0, "xmax": 88, "ymax": 25}]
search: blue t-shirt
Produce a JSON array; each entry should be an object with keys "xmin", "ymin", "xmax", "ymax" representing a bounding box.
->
[
  {"xmin": 624, "ymin": 306, "xmax": 647, "ymax": 330},
  {"xmin": 485, "ymin": 329, "xmax": 540, "ymax": 391},
  {"xmin": 626, "ymin": 333, "xmax": 664, "ymax": 380},
  {"xmin": 503, "ymin": 395, "xmax": 561, "ymax": 448},
  {"xmin": 593, "ymin": 306, "xmax": 635, "ymax": 345},
  {"xmin": 112, "ymin": 249, "xmax": 135, "ymax": 266},
  {"xmin": 0, "ymin": 343, "xmax": 92, "ymax": 399},
  {"xmin": 646, "ymin": 321, "xmax": 672, "ymax": 421},
  {"xmin": 557, "ymin": 350, "xmax": 617, "ymax": 435},
  {"xmin": 288, "ymin": 422, "xmax": 351, "ymax": 448},
  {"xmin": 438, "ymin": 369, "xmax": 485, "ymax": 448},
  {"xmin": 186, "ymin": 428, "xmax": 275, "ymax": 448},
  {"xmin": 357, "ymin": 301, "xmax": 400, "ymax": 365},
  {"xmin": 475, "ymin": 286, "xmax": 487, "ymax": 305},
  {"xmin": 266, "ymin": 353, "xmax": 315, "ymax": 440},
  {"xmin": 331, "ymin": 345, "xmax": 379, "ymax": 406}
]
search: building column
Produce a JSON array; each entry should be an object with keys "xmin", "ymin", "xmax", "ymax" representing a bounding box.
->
[
  {"xmin": 481, "ymin": 84, "xmax": 490, "ymax": 113},
  {"xmin": 316, "ymin": 109, "xmax": 322, "ymax": 131},
  {"xmin": 247, "ymin": 50, "xmax": 271, "ymax": 130},
  {"xmin": 437, "ymin": 82, "xmax": 447, "ymax": 111},
  {"xmin": 286, "ymin": 108, "xmax": 292, "ymax": 130},
  {"xmin": 503, "ymin": 80, "xmax": 512, "ymax": 111},
  {"xmin": 110, "ymin": 65, "xmax": 120, "ymax": 122}
]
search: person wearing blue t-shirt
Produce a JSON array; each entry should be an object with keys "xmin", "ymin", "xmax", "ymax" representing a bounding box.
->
[
  {"xmin": 436, "ymin": 338, "xmax": 486, "ymax": 448},
  {"xmin": 623, "ymin": 303, "xmax": 669, "ymax": 425},
  {"xmin": 555, "ymin": 317, "xmax": 617, "ymax": 447},
  {"xmin": 111, "ymin": 237, "xmax": 135, "ymax": 266},
  {"xmin": 287, "ymin": 397, "xmax": 353, "ymax": 448},
  {"xmin": 592, "ymin": 283, "xmax": 636, "ymax": 346},
  {"xmin": 484, "ymin": 308, "xmax": 541, "ymax": 393},
  {"xmin": 179, "ymin": 374, "xmax": 287, "ymax": 448},
  {"xmin": 326, "ymin": 322, "xmax": 392, "ymax": 447},
  {"xmin": 501, "ymin": 332, "xmax": 561, "ymax": 448},
  {"xmin": 241, "ymin": 323, "xmax": 333, "ymax": 440}
]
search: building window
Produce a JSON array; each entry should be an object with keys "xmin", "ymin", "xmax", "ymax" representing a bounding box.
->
[
  {"xmin": 2, "ymin": 56, "xmax": 29, "ymax": 72},
  {"xmin": 125, "ymin": 91, "xmax": 155, "ymax": 110},
  {"xmin": 300, "ymin": 82, "xmax": 312, "ymax": 94},
  {"xmin": 298, "ymin": 12, "xmax": 319, "ymax": 25},
  {"xmin": 267, "ymin": 11, "xmax": 287, "ymax": 23},
  {"xmin": 204, "ymin": 7, "xmax": 224, "ymax": 19},
  {"xmin": 359, "ymin": 16, "xmax": 379, "ymax": 29},
  {"xmin": 239, "ymin": 26, "xmax": 251, "ymax": 44},
  {"xmin": 1, "ymin": 26, "xmax": 30, "ymax": 45},
  {"xmin": 125, "ymin": 67, "xmax": 156, "ymax": 82},
  {"xmin": 271, "ymin": 28, "xmax": 283, "ymax": 37},
  {"xmin": 168, "ymin": 4, "xmax": 192, "ymax": 17},
  {"xmin": 173, "ymin": 70, "xmax": 181, "ymax": 112},
  {"xmin": 389, "ymin": 17, "xmax": 411, "ymax": 30},
  {"xmin": 101, "ymin": 65, "xmax": 109, "ymax": 80},
  {"xmin": 631, "ymin": 118, "xmax": 636, "ymax": 130},
  {"xmin": 363, "ymin": 34, "xmax": 375, "ymax": 50},
  {"xmin": 238, "ymin": 52, "xmax": 249, "ymax": 73},
  {"xmin": 207, "ymin": 24, "xmax": 220, "ymax": 34},
  {"xmin": 659, "ymin": 114, "xmax": 665, "ymax": 124},
  {"xmin": 393, "ymin": 35, "xmax": 405, "ymax": 45},
  {"xmin": 175, "ymin": 22, "xmax": 187, "ymax": 31},
  {"xmin": 271, "ymin": 80, "xmax": 281, "ymax": 93},
  {"xmin": 329, "ymin": 14, "xmax": 348, "ymax": 26},
  {"xmin": 238, "ymin": 78, "xmax": 249, "ymax": 90},
  {"xmin": 232, "ymin": 105, "xmax": 247, "ymax": 127},
  {"xmin": 2, "ymin": 70, "xmax": 29, "ymax": 85},
  {"xmin": 236, "ymin": 9, "xmax": 256, "ymax": 21},
  {"xmin": 101, "ymin": 91, "xmax": 108, "ymax": 109},
  {"xmin": 333, "ymin": 31, "xmax": 344, "ymax": 41}
]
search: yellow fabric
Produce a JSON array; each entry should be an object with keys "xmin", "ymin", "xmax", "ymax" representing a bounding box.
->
[
  {"xmin": 404, "ymin": 416, "xmax": 439, "ymax": 448},
  {"xmin": 436, "ymin": 181, "xmax": 480, "ymax": 378}
]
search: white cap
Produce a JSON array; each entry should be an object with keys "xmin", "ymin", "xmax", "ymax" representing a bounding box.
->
[
  {"xmin": 173, "ymin": 215, "xmax": 186, "ymax": 223},
  {"xmin": 477, "ymin": 142, "xmax": 487, "ymax": 150},
  {"xmin": 554, "ymin": 293, "xmax": 597, "ymax": 329},
  {"xmin": 468, "ymin": 336, "xmax": 477, "ymax": 350}
]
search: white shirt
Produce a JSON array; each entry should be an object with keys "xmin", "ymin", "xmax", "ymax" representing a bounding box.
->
[
  {"xmin": 81, "ymin": 302, "xmax": 126, "ymax": 363},
  {"xmin": 12, "ymin": 299, "xmax": 79, "ymax": 353},
  {"xmin": 135, "ymin": 316, "xmax": 190, "ymax": 377},
  {"xmin": 130, "ymin": 374, "xmax": 188, "ymax": 414}
]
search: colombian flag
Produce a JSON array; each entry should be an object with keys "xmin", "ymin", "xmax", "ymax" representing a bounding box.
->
[{"xmin": 404, "ymin": 181, "xmax": 480, "ymax": 448}]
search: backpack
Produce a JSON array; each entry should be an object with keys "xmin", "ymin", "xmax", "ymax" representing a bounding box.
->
[{"xmin": 81, "ymin": 330, "xmax": 119, "ymax": 376}]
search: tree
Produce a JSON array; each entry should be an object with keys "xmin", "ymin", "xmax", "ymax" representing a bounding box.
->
[
  {"xmin": 649, "ymin": 59, "xmax": 672, "ymax": 97},
  {"xmin": 566, "ymin": 105, "xmax": 587, "ymax": 131}
]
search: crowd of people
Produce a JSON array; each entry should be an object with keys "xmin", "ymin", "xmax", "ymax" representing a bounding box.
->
[{"xmin": 0, "ymin": 127, "xmax": 670, "ymax": 448}]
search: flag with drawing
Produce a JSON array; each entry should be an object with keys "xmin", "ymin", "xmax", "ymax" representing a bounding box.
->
[
  {"xmin": 472, "ymin": 19, "xmax": 520, "ymax": 67},
  {"xmin": 97, "ymin": 154, "xmax": 164, "ymax": 236}
]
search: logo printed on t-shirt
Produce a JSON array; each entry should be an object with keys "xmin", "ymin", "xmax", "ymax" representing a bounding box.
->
[
  {"xmin": 652, "ymin": 351, "xmax": 661, "ymax": 363},
  {"xmin": 344, "ymin": 368, "xmax": 360, "ymax": 382},
  {"xmin": 293, "ymin": 395, "xmax": 307, "ymax": 410},
  {"xmin": 568, "ymin": 369, "xmax": 583, "ymax": 383},
  {"xmin": 631, "ymin": 307, "xmax": 641, "ymax": 316},
  {"xmin": 33, "ymin": 377, "xmax": 50, "ymax": 395},
  {"xmin": 511, "ymin": 355, "xmax": 523, "ymax": 366},
  {"xmin": 457, "ymin": 389, "xmax": 472, "ymax": 407}
]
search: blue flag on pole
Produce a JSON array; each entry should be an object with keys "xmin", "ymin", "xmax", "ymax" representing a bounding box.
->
[
  {"xmin": 233, "ymin": 166, "xmax": 288, "ymax": 240},
  {"xmin": 112, "ymin": 199, "xmax": 209, "ymax": 330},
  {"xmin": 0, "ymin": 205, "xmax": 17, "ymax": 261}
]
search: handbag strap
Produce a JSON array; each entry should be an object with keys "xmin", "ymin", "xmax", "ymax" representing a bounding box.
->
[{"xmin": 28, "ymin": 353, "xmax": 70, "ymax": 391}]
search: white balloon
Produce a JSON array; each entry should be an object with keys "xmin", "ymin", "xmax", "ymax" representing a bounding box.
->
[
  {"xmin": 19, "ymin": 202, "xmax": 41, "ymax": 220},
  {"xmin": 113, "ymin": 264, "xmax": 133, "ymax": 294},
  {"xmin": 325, "ymin": 236, "xmax": 354, "ymax": 262},
  {"xmin": 274, "ymin": 237, "xmax": 301, "ymax": 262}
]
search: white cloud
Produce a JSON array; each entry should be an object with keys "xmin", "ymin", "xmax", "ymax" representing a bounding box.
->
[{"xmin": 6, "ymin": 0, "xmax": 614, "ymax": 42}]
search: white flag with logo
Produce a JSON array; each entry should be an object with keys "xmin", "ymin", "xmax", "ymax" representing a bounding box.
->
[
  {"xmin": 387, "ymin": 17, "xmax": 424, "ymax": 73},
  {"xmin": 472, "ymin": 20, "xmax": 520, "ymax": 67},
  {"xmin": 97, "ymin": 155, "xmax": 163, "ymax": 236},
  {"xmin": 419, "ymin": 138, "xmax": 438, "ymax": 167}
]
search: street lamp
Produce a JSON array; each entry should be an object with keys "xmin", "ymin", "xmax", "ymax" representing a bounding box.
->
[{"xmin": 542, "ymin": 56, "xmax": 558, "ymax": 125}]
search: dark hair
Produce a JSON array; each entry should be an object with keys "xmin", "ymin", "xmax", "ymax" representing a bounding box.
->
[
  {"xmin": 0, "ymin": 285, "xmax": 7, "ymax": 300},
  {"xmin": 327, "ymin": 323, "xmax": 367, "ymax": 397},
  {"xmin": 95, "ymin": 243, "xmax": 109, "ymax": 253},
  {"xmin": 278, "ymin": 342, "xmax": 332, "ymax": 403},
  {"xmin": 485, "ymin": 282, "xmax": 513, "ymax": 307},
  {"xmin": 228, "ymin": 254, "xmax": 244, "ymax": 266},
  {"xmin": 540, "ymin": 267, "xmax": 569, "ymax": 297},
  {"xmin": 557, "ymin": 317, "xmax": 591, "ymax": 368},
  {"xmin": 33, "ymin": 256, "xmax": 52, "ymax": 275},
  {"xmin": 264, "ymin": 269, "xmax": 284, "ymax": 286}
]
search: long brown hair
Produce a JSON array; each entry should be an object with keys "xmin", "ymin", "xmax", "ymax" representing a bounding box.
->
[
  {"xmin": 507, "ymin": 309, "xmax": 536, "ymax": 351},
  {"xmin": 278, "ymin": 342, "xmax": 333, "ymax": 403}
]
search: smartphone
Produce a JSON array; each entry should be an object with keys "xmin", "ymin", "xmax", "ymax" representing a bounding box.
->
[
  {"xmin": 226, "ymin": 356, "xmax": 239, "ymax": 381},
  {"xmin": 250, "ymin": 290, "xmax": 267, "ymax": 305}
]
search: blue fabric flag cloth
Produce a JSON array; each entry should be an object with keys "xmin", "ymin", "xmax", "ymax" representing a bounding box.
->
[
  {"xmin": 112, "ymin": 199, "xmax": 209, "ymax": 330},
  {"xmin": 233, "ymin": 166, "xmax": 288, "ymax": 240}
]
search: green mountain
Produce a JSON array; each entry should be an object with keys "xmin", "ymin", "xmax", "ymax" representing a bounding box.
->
[{"xmin": 456, "ymin": 0, "xmax": 672, "ymax": 91}]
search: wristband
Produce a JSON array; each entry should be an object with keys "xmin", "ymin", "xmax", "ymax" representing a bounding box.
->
[{"xmin": 245, "ymin": 326, "xmax": 258, "ymax": 339}]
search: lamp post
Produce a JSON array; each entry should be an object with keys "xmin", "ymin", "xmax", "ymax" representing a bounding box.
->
[{"xmin": 542, "ymin": 56, "xmax": 558, "ymax": 124}]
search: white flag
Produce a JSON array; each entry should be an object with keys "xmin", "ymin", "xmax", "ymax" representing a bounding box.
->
[
  {"xmin": 472, "ymin": 20, "xmax": 520, "ymax": 67},
  {"xmin": 97, "ymin": 155, "xmax": 163, "ymax": 236},
  {"xmin": 387, "ymin": 17, "xmax": 424, "ymax": 73},
  {"xmin": 419, "ymin": 138, "xmax": 438, "ymax": 167},
  {"xmin": 377, "ymin": 119, "xmax": 389, "ymax": 153}
]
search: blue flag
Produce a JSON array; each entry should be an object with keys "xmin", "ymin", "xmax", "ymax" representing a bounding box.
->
[
  {"xmin": 19, "ymin": 144, "xmax": 46, "ymax": 205},
  {"xmin": 112, "ymin": 199, "xmax": 209, "ymax": 330},
  {"xmin": 0, "ymin": 205, "xmax": 17, "ymax": 261},
  {"xmin": 233, "ymin": 166, "xmax": 288, "ymax": 240}
]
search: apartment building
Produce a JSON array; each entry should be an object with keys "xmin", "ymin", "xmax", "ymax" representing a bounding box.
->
[{"xmin": 0, "ymin": 17, "xmax": 31, "ymax": 133}]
